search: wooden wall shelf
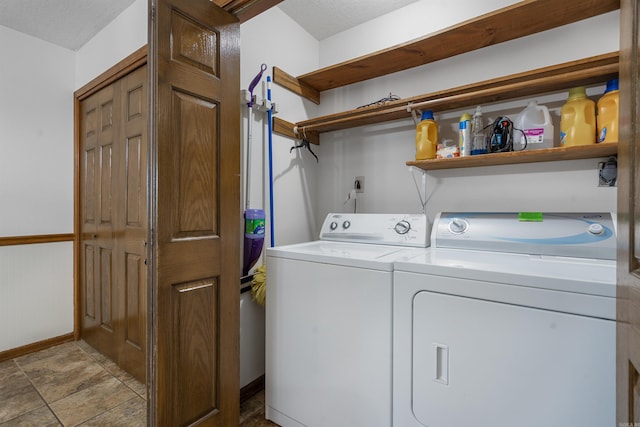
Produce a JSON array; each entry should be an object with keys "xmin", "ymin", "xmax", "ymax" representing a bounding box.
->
[
  {"xmin": 285, "ymin": 0, "xmax": 619, "ymax": 95},
  {"xmin": 407, "ymin": 143, "xmax": 618, "ymax": 171},
  {"xmin": 270, "ymin": 0, "xmax": 620, "ymax": 176},
  {"xmin": 276, "ymin": 52, "xmax": 618, "ymax": 137}
]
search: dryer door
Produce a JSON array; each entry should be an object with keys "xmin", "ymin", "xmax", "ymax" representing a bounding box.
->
[{"xmin": 411, "ymin": 289, "xmax": 614, "ymax": 427}]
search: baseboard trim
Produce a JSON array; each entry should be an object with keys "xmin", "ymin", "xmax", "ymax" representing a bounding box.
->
[
  {"xmin": 0, "ymin": 333, "xmax": 75, "ymax": 362},
  {"xmin": 240, "ymin": 374, "xmax": 265, "ymax": 403}
]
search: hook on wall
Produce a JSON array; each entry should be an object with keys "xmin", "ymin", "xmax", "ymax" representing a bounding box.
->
[{"xmin": 290, "ymin": 126, "xmax": 318, "ymax": 162}]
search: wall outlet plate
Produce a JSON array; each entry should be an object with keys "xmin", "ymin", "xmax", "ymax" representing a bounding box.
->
[
  {"xmin": 355, "ymin": 176, "xmax": 365, "ymax": 193},
  {"xmin": 598, "ymin": 156, "xmax": 617, "ymax": 187}
]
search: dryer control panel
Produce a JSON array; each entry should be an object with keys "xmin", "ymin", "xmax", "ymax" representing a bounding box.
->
[
  {"xmin": 433, "ymin": 212, "xmax": 616, "ymax": 260},
  {"xmin": 320, "ymin": 213, "xmax": 429, "ymax": 247}
]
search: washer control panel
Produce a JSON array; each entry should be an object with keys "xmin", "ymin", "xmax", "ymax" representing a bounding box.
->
[
  {"xmin": 433, "ymin": 212, "xmax": 616, "ymax": 260},
  {"xmin": 320, "ymin": 213, "xmax": 429, "ymax": 247}
]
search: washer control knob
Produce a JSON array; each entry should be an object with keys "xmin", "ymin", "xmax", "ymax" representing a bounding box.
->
[
  {"xmin": 330, "ymin": 221, "xmax": 338, "ymax": 231},
  {"xmin": 342, "ymin": 220, "xmax": 351, "ymax": 230},
  {"xmin": 394, "ymin": 220, "xmax": 411, "ymax": 235},
  {"xmin": 448, "ymin": 218, "xmax": 469, "ymax": 234},
  {"xmin": 588, "ymin": 223, "xmax": 604, "ymax": 235}
]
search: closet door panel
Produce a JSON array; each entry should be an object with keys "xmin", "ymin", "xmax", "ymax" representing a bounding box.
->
[
  {"xmin": 81, "ymin": 98, "xmax": 98, "ymax": 328},
  {"xmin": 81, "ymin": 83, "xmax": 119, "ymax": 354},
  {"xmin": 117, "ymin": 65, "xmax": 148, "ymax": 383},
  {"xmin": 96, "ymin": 83, "xmax": 119, "ymax": 351},
  {"xmin": 80, "ymin": 65, "xmax": 147, "ymax": 384}
]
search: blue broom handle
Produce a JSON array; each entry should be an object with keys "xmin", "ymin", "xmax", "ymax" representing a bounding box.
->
[{"xmin": 267, "ymin": 76, "xmax": 275, "ymax": 247}]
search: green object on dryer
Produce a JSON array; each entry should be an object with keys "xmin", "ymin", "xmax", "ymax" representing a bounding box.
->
[{"xmin": 518, "ymin": 212, "xmax": 543, "ymax": 222}]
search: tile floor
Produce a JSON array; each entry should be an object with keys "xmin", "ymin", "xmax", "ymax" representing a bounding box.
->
[{"xmin": 0, "ymin": 340, "xmax": 276, "ymax": 426}]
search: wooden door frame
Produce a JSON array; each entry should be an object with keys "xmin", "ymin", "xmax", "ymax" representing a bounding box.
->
[
  {"xmin": 73, "ymin": 47, "xmax": 149, "ymax": 348},
  {"xmin": 617, "ymin": 0, "xmax": 640, "ymax": 422}
]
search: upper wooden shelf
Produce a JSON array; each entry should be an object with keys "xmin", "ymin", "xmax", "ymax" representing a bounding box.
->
[
  {"xmin": 286, "ymin": 52, "xmax": 618, "ymax": 136},
  {"xmin": 407, "ymin": 143, "xmax": 618, "ymax": 171},
  {"xmin": 294, "ymin": 0, "xmax": 619, "ymax": 93}
]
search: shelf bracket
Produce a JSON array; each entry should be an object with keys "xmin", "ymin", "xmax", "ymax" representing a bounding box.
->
[
  {"xmin": 273, "ymin": 117, "xmax": 320, "ymax": 145},
  {"xmin": 272, "ymin": 66, "xmax": 321, "ymax": 105},
  {"xmin": 407, "ymin": 103, "xmax": 423, "ymax": 126}
]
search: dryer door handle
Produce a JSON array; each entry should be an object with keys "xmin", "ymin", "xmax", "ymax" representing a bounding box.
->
[{"xmin": 433, "ymin": 343, "xmax": 449, "ymax": 385}]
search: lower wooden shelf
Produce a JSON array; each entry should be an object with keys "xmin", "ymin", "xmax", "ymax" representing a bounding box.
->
[{"xmin": 406, "ymin": 143, "xmax": 618, "ymax": 171}]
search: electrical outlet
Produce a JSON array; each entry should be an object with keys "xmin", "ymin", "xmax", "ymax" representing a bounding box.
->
[
  {"xmin": 598, "ymin": 156, "xmax": 617, "ymax": 187},
  {"xmin": 355, "ymin": 176, "xmax": 365, "ymax": 193}
]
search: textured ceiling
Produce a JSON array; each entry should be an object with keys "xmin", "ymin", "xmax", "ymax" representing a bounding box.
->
[
  {"xmin": 0, "ymin": 0, "xmax": 419, "ymax": 51},
  {"xmin": 0, "ymin": 0, "xmax": 137, "ymax": 51},
  {"xmin": 278, "ymin": 0, "xmax": 420, "ymax": 40}
]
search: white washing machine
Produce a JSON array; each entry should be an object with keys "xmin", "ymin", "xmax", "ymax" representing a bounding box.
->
[
  {"xmin": 393, "ymin": 212, "xmax": 616, "ymax": 427},
  {"xmin": 266, "ymin": 213, "xmax": 429, "ymax": 427}
]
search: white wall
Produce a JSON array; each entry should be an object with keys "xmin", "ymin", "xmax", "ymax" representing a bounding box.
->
[
  {"xmin": 239, "ymin": 6, "xmax": 320, "ymax": 387},
  {"xmin": 315, "ymin": 5, "xmax": 619, "ymax": 224},
  {"xmin": 0, "ymin": 26, "xmax": 75, "ymax": 236},
  {"xmin": 241, "ymin": 7, "xmax": 321, "ymax": 248},
  {"xmin": 0, "ymin": 243, "xmax": 73, "ymax": 351},
  {"xmin": 75, "ymin": 0, "xmax": 147, "ymax": 89},
  {"xmin": 319, "ymin": 0, "xmax": 519, "ymax": 67},
  {"xmin": 0, "ymin": 26, "xmax": 76, "ymax": 352}
]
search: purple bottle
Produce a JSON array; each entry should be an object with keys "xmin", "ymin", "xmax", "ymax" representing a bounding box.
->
[{"xmin": 243, "ymin": 209, "xmax": 265, "ymax": 276}]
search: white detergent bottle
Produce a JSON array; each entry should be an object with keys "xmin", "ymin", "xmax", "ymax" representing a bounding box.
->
[{"xmin": 513, "ymin": 101, "xmax": 554, "ymax": 151}]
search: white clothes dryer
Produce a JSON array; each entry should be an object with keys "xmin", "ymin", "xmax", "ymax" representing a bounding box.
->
[
  {"xmin": 266, "ymin": 213, "xmax": 429, "ymax": 427},
  {"xmin": 393, "ymin": 212, "xmax": 616, "ymax": 427}
]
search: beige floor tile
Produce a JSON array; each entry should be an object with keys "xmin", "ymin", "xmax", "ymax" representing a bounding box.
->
[
  {"xmin": 49, "ymin": 376, "xmax": 137, "ymax": 427},
  {"xmin": 0, "ymin": 360, "xmax": 20, "ymax": 381},
  {"xmin": 240, "ymin": 390, "xmax": 279, "ymax": 426},
  {"xmin": 0, "ymin": 362, "xmax": 46, "ymax": 423},
  {"xmin": 123, "ymin": 377, "xmax": 147, "ymax": 399},
  {"xmin": 0, "ymin": 406, "xmax": 61, "ymax": 427},
  {"xmin": 74, "ymin": 340, "xmax": 100, "ymax": 358},
  {"xmin": 78, "ymin": 396, "xmax": 146, "ymax": 426},
  {"xmin": 16, "ymin": 345, "xmax": 111, "ymax": 404},
  {"xmin": 76, "ymin": 340, "xmax": 147, "ymax": 399},
  {"xmin": 13, "ymin": 342, "xmax": 77, "ymax": 368},
  {"xmin": 4, "ymin": 342, "xmax": 272, "ymax": 426}
]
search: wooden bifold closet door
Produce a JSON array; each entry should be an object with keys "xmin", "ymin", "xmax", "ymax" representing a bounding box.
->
[{"xmin": 79, "ymin": 64, "xmax": 148, "ymax": 383}]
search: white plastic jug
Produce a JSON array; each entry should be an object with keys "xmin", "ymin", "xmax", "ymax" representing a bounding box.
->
[{"xmin": 513, "ymin": 101, "xmax": 554, "ymax": 151}]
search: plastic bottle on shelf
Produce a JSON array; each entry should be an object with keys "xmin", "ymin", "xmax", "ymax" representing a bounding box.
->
[
  {"xmin": 243, "ymin": 208, "xmax": 265, "ymax": 275},
  {"xmin": 597, "ymin": 77, "xmax": 619, "ymax": 144},
  {"xmin": 559, "ymin": 87, "xmax": 596, "ymax": 147},
  {"xmin": 459, "ymin": 113, "xmax": 472, "ymax": 157},
  {"xmin": 513, "ymin": 101, "xmax": 555, "ymax": 151},
  {"xmin": 415, "ymin": 110, "xmax": 438, "ymax": 160},
  {"xmin": 471, "ymin": 106, "xmax": 487, "ymax": 155}
]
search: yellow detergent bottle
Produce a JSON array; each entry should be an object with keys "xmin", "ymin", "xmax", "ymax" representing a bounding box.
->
[
  {"xmin": 560, "ymin": 87, "xmax": 596, "ymax": 147},
  {"xmin": 597, "ymin": 78, "xmax": 619, "ymax": 143},
  {"xmin": 415, "ymin": 110, "xmax": 438, "ymax": 160}
]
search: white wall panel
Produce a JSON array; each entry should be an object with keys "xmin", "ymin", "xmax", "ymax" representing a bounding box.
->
[
  {"xmin": 241, "ymin": 7, "xmax": 321, "ymax": 248},
  {"xmin": 0, "ymin": 26, "xmax": 75, "ymax": 236},
  {"xmin": 0, "ymin": 242, "xmax": 73, "ymax": 352}
]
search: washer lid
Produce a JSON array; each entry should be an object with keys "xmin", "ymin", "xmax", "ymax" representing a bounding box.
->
[
  {"xmin": 267, "ymin": 240, "xmax": 413, "ymax": 271},
  {"xmin": 394, "ymin": 248, "xmax": 615, "ymax": 297}
]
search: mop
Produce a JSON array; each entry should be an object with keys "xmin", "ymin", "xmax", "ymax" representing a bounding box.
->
[
  {"xmin": 243, "ymin": 64, "xmax": 267, "ymax": 277},
  {"xmin": 251, "ymin": 75, "xmax": 274, "ymax": 307}
]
